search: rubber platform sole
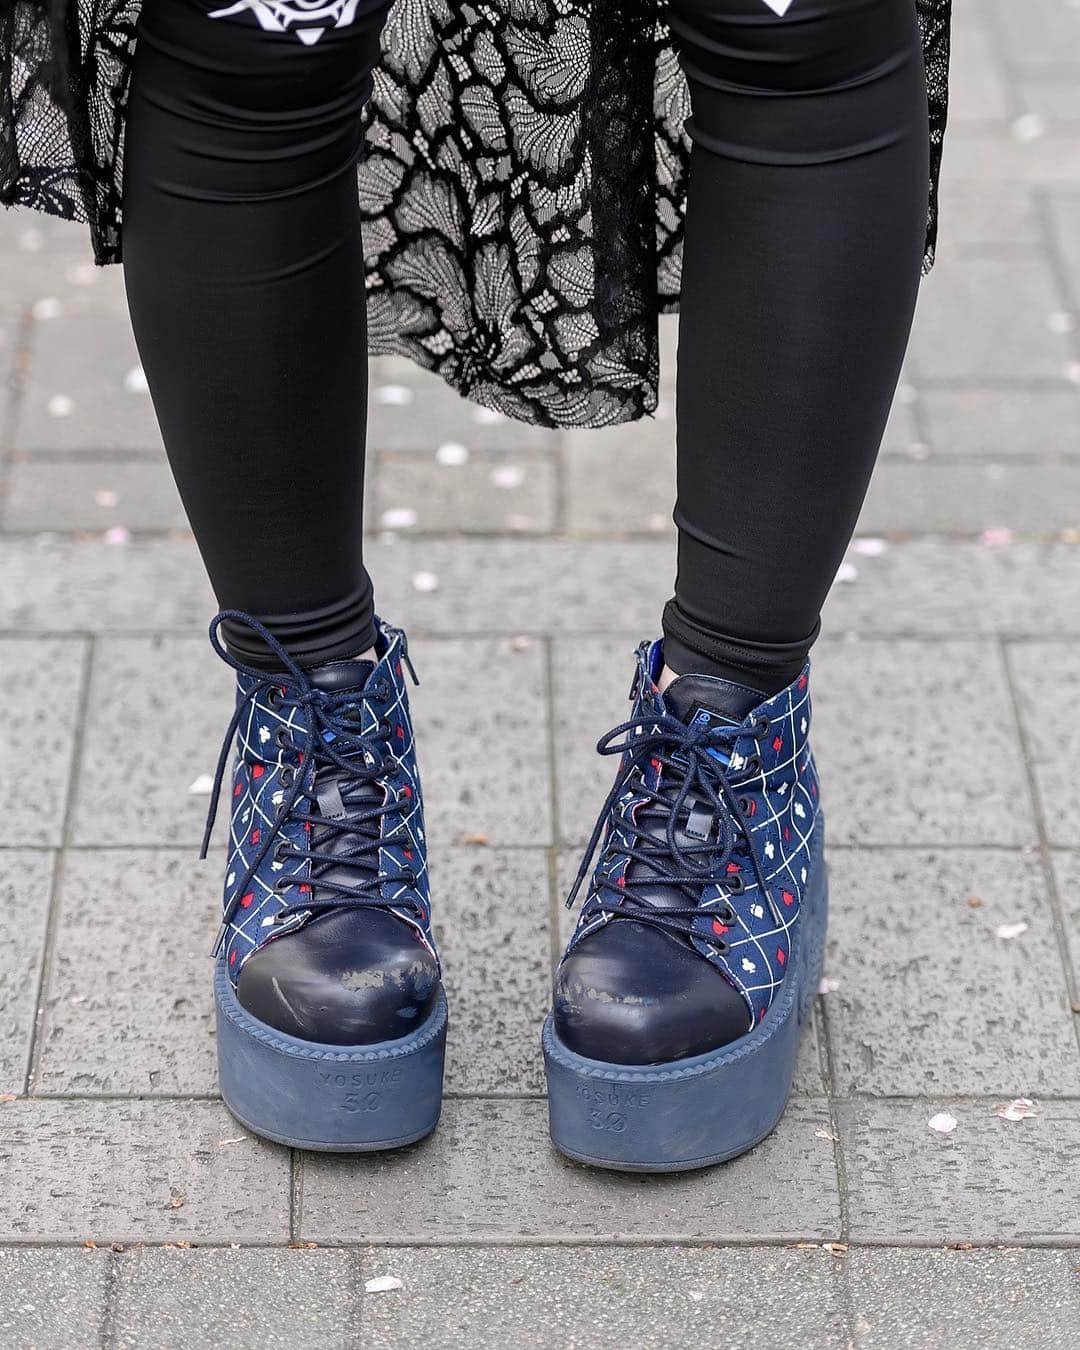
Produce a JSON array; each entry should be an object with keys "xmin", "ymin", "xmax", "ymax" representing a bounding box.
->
[
  {"xmin": 215, "ymin": 961, "xmax": 447, "ymax": 1151},
  {"xmin": 543, "ymin": 827, "xmax": 827, "ymax": 1172}
]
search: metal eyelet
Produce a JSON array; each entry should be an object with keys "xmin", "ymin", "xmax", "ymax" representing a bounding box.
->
[
  {"xmin": 274, "ymin": 843, "xmax": 290, "ymax": 865},
  {"xmin": 267, "ymin": 686, "xmax": 285, "ymax": 710},
  {"xmin": 274, "ymin": 875, "xmax": 293, "ymax": 893},
  {"xmin": 280, "ymin": 767, "xmax": 295, "ymax": 787},
  {"xmin": 754, "ymin": 716, "xmax": 771, "ymax": 737},
  {"xmin": 725, "ymin": 874, "xmax": 745, "ymax": 895},
  {"xmin": 275, "ymin": 728, "xmax": 291, "ymax": 750}
]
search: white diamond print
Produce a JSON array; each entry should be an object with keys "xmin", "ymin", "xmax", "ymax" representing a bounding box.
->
[{"xmin": 762, "ymin": 0, "xmax": 795, "ymax": 14}]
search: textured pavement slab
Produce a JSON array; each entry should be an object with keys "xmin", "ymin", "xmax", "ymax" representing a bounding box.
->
[
  {"xmin": 297, "ymin": 1097, "xmax": 841, "ymax": 1243},
  {"xmin": 358, "ymin": 1245, "xmax": 849, "ymax": 1350},
  {"xmin": 838, "ymin": 1098, "xmax": 1080, "ymax": 1243},
  {"xmin": 3, "ymin": 7, "xmax": 1080, "ymax": 1344},
  {"xmin": 847, "ymin": 1246, "xmax": 1080, "ymax": 1350},
  {"xmin": 0, "ymin": 1099, "xmax": 290, "ymax": 1243}
]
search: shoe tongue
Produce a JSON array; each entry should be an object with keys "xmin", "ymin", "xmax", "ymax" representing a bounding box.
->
[
  {"xmin": 304, "ymin": 658, "xmax": 381, "ymax": 887},
  {"xmin": 307, "ymin": 657, "xmax": 377, "ymax": 694},
  {"xmin": 661, "ymin": 672, "xmax": 765, "ymax": 730},
  {"xmin": 619, "ymin": 674, "xmax": 765, "ymax": 915}
]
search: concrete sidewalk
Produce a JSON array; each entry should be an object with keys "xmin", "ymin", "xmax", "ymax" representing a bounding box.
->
[{"xmin": 1, "ymin": 1, "xmax": 1080, "ymax": 1345}]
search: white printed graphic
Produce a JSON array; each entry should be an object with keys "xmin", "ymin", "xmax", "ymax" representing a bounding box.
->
[
  {"xmin": 208, "ymin": 0, "xmax": 364, "ymax": 46},
  {"xmin": 762, "ymin": 0, "xmax": 796, "ymax": 13}
]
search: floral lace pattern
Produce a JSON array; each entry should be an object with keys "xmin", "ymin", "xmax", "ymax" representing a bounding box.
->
[{"xmin": 1, "ymin": 0, "xmax": 951, "ymax": 428}]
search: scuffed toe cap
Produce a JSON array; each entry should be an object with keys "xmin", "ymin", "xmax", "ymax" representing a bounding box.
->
[
  {"xmin": 552, "ymin": 921, "xmax": 750, "ymax": 1065},
  {"xmin": 237, "ymin": 907, "xmax": 439, "ymax": 1046}
]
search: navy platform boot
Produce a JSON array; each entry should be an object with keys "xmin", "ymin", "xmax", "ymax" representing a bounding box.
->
[
  {"xmin": 205, "ymin": 612, "xmax": 446, "ymax": 1151},
  {"xmin": 543, "ymin": 638, "xmax": 827, "ymax": 1171}
]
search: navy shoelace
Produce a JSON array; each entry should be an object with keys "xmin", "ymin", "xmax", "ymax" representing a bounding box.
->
[
  {"xmin": 566, "ymin": 706, "xmax": 782, "ymax": 950},
  {"xmin": 204, "ymin": 611, "xmax": 421, "ymax": 956}
]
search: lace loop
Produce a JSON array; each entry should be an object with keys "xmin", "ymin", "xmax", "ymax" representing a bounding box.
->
[
  {"xmin": 205, "ymin": 611, "xmax": 420, "ymax": 957},
  {"xmin": 566, "ymin": 705, "xmax": 782, "ymax": 943}
]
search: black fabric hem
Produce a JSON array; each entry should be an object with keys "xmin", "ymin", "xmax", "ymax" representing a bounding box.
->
[
  {"xmin": 220, "ymin": 587, "xmax": 378, "ymax": 673},
  {"xmin": 662, "ymin": 598, "xmax": 818, "ymax": 697}
]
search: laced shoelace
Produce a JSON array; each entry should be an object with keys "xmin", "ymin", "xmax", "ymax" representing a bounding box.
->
[
  {"xmin": 203, "ymin": 611, "xmax": 421, "ymax": 956},
  {"xmin": 566, "ymin": 705, "xmax": 783, "ymax": 952}
]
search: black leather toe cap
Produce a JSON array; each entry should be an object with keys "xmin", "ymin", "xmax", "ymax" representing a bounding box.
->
[
  {"xmin": 237, "ymin": 908, "xmax": 439, "ymax": 1045},
  {"xmin": 552, "ymin": 921, "xmax": 750, "ymax": 1065}
]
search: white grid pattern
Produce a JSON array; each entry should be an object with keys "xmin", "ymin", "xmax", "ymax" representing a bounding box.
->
[
  {"xmin": 219, "ymin": 623, "xmax": 436, "ymax": 979},
  {"xmin": 565, "ymin": 652, "xmax": 821, "ymax": 1029}
]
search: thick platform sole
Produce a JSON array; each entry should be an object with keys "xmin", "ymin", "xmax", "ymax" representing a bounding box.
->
[
  {"xmin": 543, "ymin": 828, "xmax": 828, "ymax": 1173},
  {"xmin": 214, "ymin": 961, "xmax": 447, "ymax": 1151}
]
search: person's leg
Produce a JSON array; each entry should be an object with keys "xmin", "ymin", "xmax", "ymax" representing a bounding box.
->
[
  {"xmin": 123, "ymin": 0, "xmax": 389, "ymax": 669},
  {"xmin": 122, "ymin": 0, "xmax": 447, "ymax": 1150},
  {"xmin": 545, "ymin": 0, "xmax": 929, "ymax": 1170},
  {"xmin": 662, "ymin": 0, "xmax": 930, "ymax": 693}
]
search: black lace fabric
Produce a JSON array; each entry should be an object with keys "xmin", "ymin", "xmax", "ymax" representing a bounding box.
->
[{"xmin": 0, "ymin": 0, "xmax": 951, "ymax": 428}]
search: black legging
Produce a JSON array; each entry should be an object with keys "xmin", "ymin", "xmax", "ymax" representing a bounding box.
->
[{"xmin": 123, "ymin": 0, "xmax": 928, "ymax": 691}]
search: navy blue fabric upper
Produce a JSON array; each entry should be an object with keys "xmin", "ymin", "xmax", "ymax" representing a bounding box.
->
[
  {"xmin": 556, "ymin": 639, "xmax": 822, "ymax": 1052},
  {"xmin": 204, "ymin": 615, "xmax": 437, "ymax": 992}
]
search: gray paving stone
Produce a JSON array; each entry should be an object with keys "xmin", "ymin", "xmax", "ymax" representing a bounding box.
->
[
  {"xmin": 358, "ymin": 1245, "xmax": 848, "ymax": 1350},
  {"xmin": 817, "ymin": 539, "xmax": 1080, "ymax": 639},
  {"xmin": 859, "ymin": 460, "xmax": 1080, "ymax": 534},
  {"xmin": 368, "ymin": 360, "xmax": 559, "ymax": 452},
  {"xmin": 374, "ymin": 451, "xmax": 557, "ymax": 533},
  {"xmin": 7, "ymin": 536, "xmax": 1080, "ymax": 643},
  {"xmin": 1046, "ymin": 194, "xmax": 1080, "ymax": 294},
  {"xmin": 563, "ymin": 419, "xmax": 676, "ymax": 536},
  {"xmin": 552, "ymin": 849, "xmax": 828, "ymax": 1095},
  {"xmin": 848, "ymin": 1247, "xmax": 1080, "ymax": 1350},
  {"xmin": 2, "ymin": 458, "xmax": 184, "ymax": 533},
  {"xmin": 1050, "ymin": 851, "xmax": 1080, "ymax": 991},
  {"xmin": 0, "ymin": 637, "xmax": 87, "ymax": 845},
  {"xmin": 551, "ymin": 634, "xmax": 640, "ymax": 847},
  {"xmin": 0, "ymin": 234, "xmax": 126, "ymax": 319},
  {"xmin": 408, "ymin": 636, "xmax": 551, "ymax": 847},
  {"xmin": 947, "ymin": 4, "xmax": 1011, "ymax": 126},
  {"xmin": 433, "ymin": 846, "xmax": 551, "ymax": 1095},
  {"xmin": 71, "ymin": 636, "xmax": 232, "ymax": 847},
  {"xmin": 878, "ymin": 393, "xmax": 921, "ymax": 457},
  {"xmin": 299, "ymin": 1097, "xmax": 841, "ymax": 1242},
  {"xmin": 990, "ymin": 0, "xmax": 1080, "ymax": 68},
  {"xmin": 918, "ymin": 388, "xmax": 1080, "ymax": 459},
  {"xmin": 932, "ymin": 182, "xmax": 1041, "ymax": 256},
  {"xmin": 17, "ymin": 311, "xmax": 162, "ymax": 453},
  {"xmin": 0, "ymin": 1247, "xmax": 109, "ymax": 1349},
  {"xmin": 35, "ymin": 849, "xmax": 218, "ymax": 1096},
  {"xmin": 0, "ymin": 1099, "xmax": 290, "ymax": 1242},
  {"xmin": 909, "ymin": 259, "xmax": 1071, "ymax": 381},
  {"xmin": 934, "ymin": 135, "xmax": 1080, "ymax": 188},
  {"xmin": 809, "ymin": 639, "xmax": 1037, "ymax": 846},
  {"xmin": 1017, "ymin": 77, "xmax": 1080, "ymax": 130},
  {"xmin": 824, "ymin": 848, "xmax": 1079, "ymax": 1096},
  {"xmin": 0, "ymin": 851, "xmax": 53, "ymax": 1093},
  {"xmin": 0, "ymin": 537, "xmax": 213, "ymax": 634},
  {"xmin": 111, "ymin": 1247, "xmax": 359, "ymax": 1350},
  {"xmin": 838, "ymin": 1098, "xmax": 1080, "ymax": 1242},
  {"xmin": 1008, "ymin": 643, "xmax": 1080, "ymax": 846}
]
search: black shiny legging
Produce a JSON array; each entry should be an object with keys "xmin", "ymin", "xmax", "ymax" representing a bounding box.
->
[{"xmin": 123, "ymin": 0, "xmax": 928, "ymax": 689}]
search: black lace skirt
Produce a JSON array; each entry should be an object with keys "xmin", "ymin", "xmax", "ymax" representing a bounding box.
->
[{"xmin": 0, "ymin": 0, "xmax": 951, "ymax": 428}]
